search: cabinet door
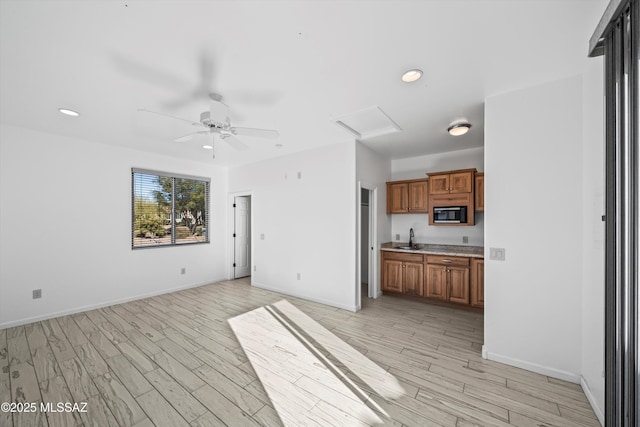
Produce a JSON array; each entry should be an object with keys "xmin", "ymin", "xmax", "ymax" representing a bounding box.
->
[
  {"xmin": 450, "ymin": 172, "xmax": 473, "ymax": 193},
  {"xmin": 382, "ymin": 260, "xmax": 404, "ymax": 292},
  {"xmin": 403, "ymin": 262, "xmax": 424, "ymax": 296},
  {"xmin": 425, "ymin": 265, "xmax": 447, "ymax": 300},
  {"xmin": 408, "ymin": 181, "xmax": 428, "ymax": 213},
  {"xmin": 388, "ymin": 183, "xmax": 408, "ymax": 213},
  {"xmin": 471, "ymin": 259, "xmax": 484, "ymax": 307},
  {"xmin": 475, "ymin": 174, "xmax": 484, "ymax": 211},
  {"xmin": 449, "ymin": 267, "xmax": 470, "ymax": 304},
  {"xmin": 429, "ymin": 174, "xmax": 450, "ymax": 195}
]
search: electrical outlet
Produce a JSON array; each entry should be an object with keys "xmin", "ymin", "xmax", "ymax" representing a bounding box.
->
[
  {"xmin": 297, "ymin": 273, "xmax": 301, "ymax": 280},
  {"xmin": 253, "ymin": 265, "xmax": 256, "ymax": 272},
  {"xmin": 260, "ymin": 233, "xmax": 265, "ymax": 240},
  {"xmin": 395, "ymin": 234, "xmax": 400, "ymax": 241},
  {"xmin": 181, "ymin": 268, "xmax": 186, "ymax": 275},
  {"xmin": 489, "ymin": 248, "xmax": 506, "ymax": 261},
  {"xmin": 463, "ymin": 236, "xmax": 469, "ymax": 244},
  {"xmin": 297, "ymin": 171, "xmax": 302, "ymax": 179},
  {"xmin": 32, "ymin": 289, "xmax": 42, "ymax": 299}
]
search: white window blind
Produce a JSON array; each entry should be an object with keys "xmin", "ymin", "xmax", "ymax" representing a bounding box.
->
[{"xmin": 132, "ymin": 169, "xmax": 210, "ymax": 249}]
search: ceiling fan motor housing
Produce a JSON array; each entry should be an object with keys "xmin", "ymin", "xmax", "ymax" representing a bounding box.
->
[{"xmin": 199, "ymin": 111, "xmax": 224, "ymax": 129}]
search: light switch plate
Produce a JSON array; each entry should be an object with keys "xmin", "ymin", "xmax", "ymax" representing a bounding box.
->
[
  {"xmin": 489, "ymin": 248, "xmax": 506, "ymax": 261},
  {"xmin": 395, "ymin": 234, "xmax": 400, "ymax": 240}
]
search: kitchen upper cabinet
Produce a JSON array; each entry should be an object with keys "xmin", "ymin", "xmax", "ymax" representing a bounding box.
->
[
  {"xmin": 381, "ymin": 251, "xmax": 424, "ymax": 295},
  {"xmin": 386, "ymin": 179, "xmax": 428, "ymax": 214},
  {"xmin": 475, "ymin": 173, "xmax": 484, "ymax": 212},
  {"xmin": 428, "ymin": 169, "xmax": 475, "ymax": 195},
  {"xmin": 471, "ymin": 258, "xmax": 484, "ymax": 307}
]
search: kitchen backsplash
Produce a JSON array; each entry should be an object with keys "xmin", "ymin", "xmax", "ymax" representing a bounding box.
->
[{"xmin": 391, "ymin": 212, "xmax": 484, "ymax": 246}]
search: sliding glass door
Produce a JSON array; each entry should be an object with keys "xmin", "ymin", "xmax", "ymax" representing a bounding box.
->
[{"xmin": 589, "ymin": 1, "xmax": 639, "ymax": 425}]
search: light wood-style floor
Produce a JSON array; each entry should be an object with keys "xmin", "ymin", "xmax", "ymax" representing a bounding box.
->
[{"xmin": 0, "ymin": 278, "xmax": 600, "ymax": 426}]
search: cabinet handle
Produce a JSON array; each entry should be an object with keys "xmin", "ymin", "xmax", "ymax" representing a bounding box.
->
[{"xmin": 441, "ymin": 259, "xmax": 452, "ymax": 263}]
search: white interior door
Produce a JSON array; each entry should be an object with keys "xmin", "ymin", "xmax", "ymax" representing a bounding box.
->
[{"xmin": 234, "ymin": 196, "xmax": 251, "ymax": 279}]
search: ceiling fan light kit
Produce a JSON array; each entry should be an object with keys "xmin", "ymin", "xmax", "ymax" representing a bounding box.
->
[{"xmin": 447, "ymin": 122, "xmax": 471, "ymax": 136}]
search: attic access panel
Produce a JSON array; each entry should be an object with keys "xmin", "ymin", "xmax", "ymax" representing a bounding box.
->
[{"xmin": 333, "ymin": 105, "xmax": 402, "ymax": 140}]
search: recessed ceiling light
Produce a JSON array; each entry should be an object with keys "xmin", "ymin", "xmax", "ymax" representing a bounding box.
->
[
  {"xmin": 401, "ymin": 69, "xmax": 423, "ymax": 83},
  {"xmin": 58, "ymin": 108, "xmax": 80, "ymax": 117},
  {"xmin": 448, "ymin": 123, "xmax": 471, "ymax": 136},
  {"xmin": 202, "ymin": 145, "xmax": 214, "ymax": 150},
  {"xmin": 275, "ymin": 144, "xmax": 283, "ymax": 148}
]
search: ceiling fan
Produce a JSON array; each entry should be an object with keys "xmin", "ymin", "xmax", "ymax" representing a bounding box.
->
[{"xmin": 138, "ymin": 101, "xmax": 279, "ymax": 158}]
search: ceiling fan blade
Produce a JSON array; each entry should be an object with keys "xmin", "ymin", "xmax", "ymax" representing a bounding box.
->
[
  {"xmin": 137, "ymin": 109, "xmax": 202, "ymax": 126},
  {"xmin": 232, "ymin": 127, "xmax": 279, "ymax": 139},
  {"xmin": 223, "ymin": 135, "xmax": 249, "ymax": 151},
  {"xmin": 174, "ymin": 131, "xmax": 208, "ymax": 143}
]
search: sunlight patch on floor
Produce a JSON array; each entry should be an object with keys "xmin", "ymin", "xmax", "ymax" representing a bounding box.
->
[{"xmin": 228, "ymin": 300, "xmax": 405, "ymax": 426}]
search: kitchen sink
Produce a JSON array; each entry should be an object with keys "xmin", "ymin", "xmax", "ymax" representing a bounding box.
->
[{"xmin": 396, "ymin": 245, "xmax": 422, "ymax": 250}]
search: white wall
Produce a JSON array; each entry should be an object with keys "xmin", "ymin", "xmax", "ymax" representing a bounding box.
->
[
  {"xmin": 391, "ymin": 147, "xmax": 484, "ymax": 246},
  {"xmin": 0, "ymin": 124, "xmax": 228, "ymax": 328},
  {"xmin": 228, "ymin": 142, "xmax": 358, "ymax": 311},
  {"xmin": 580, "ymin": 58, "xmax": 605, "ymax": 420},
  {"xmin": 484, "ymin": 76, "xmax": 585, "ymax": 382},
  {"xmin": 356, "ymin": 142, "xmax": 392, "ymax": 299}
]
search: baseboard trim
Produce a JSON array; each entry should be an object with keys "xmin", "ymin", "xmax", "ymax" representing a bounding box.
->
[
  {"xmin": 0, "ymin": 277, "xmax": 226, "ymax": 329},
  {"xmin": 484, "ymin": 349, "xmax": 581, "ymax": 384},
  {"xmin": 581, "ymin": 376, "xmax": 604, "ymax": 426},
  {"xmin": 252, "ymin": 282, "xmax": 358, "ymax": 312}
]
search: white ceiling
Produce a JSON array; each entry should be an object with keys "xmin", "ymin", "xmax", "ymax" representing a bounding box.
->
[{"xmin": 0, "ymin": 0, "xmax": 606, "ymax": 166}]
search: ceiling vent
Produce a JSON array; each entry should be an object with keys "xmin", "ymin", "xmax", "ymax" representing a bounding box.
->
[{"xmin": 333, "ymin": 106, "xmax": 402, "ymax": 140}]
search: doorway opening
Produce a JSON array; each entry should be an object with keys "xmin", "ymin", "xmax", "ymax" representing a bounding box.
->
[
  {"xmin": 232, "ymin": 195, "xmax": 252, "ymax": 280},
  {"xmin": 357, "ymin": 184, "xmax": 378, "ymax": 310}
]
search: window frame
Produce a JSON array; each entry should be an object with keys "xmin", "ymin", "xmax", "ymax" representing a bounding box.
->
[{"xmin": 131, "ymin": 168, "xmax": 210, "ymax": 249}]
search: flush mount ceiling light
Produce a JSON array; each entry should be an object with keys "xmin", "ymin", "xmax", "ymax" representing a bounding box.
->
[
  {"xmin": 202, "ymin": 145, "xmax": 214, "ymax": 150},
  {"xmin": 401, "ymin": 69, "xmax": 423, "ymax": 83},
  {"xmin": 58, "ymin": 108, "xmax": 80, "ymax": 117},
  {"xmin": 448, "ymin": 123, "xmax": 471, "ymax": 136}
]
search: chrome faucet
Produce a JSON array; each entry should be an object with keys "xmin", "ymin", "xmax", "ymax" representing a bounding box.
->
[{"xmin": 409, "ymin": 228, "xmax": 414, "ymax": 247}]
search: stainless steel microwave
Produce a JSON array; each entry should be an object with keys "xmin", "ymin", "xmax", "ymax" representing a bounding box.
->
[{"xmin": 433, "ymin": 206, "xmax": 468, "ymax": 224}]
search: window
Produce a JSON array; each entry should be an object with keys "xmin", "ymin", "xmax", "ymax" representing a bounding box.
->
[{"xmin": 132, "ymin": 169, "xmax": 210, "ymax": 248}]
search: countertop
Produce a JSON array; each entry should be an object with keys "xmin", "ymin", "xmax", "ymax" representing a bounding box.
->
[{"xmin": 381, "ymin": 242, "xmax": 484, "ymax": 258}]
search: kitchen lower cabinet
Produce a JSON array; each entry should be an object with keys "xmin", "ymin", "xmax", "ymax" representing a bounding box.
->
[
  {"xmin": 382, "ymin": 259, "xmax": 404, "ymax": 292},
  {"xmin": 448, "ymin": 267, "xmax": 470, "ymax": 304},
  {"xmin": 381, "ymin": 252, "xmax": 424, "ymax": 295},
  {"xmin": 425, "ymin": 264, "xmax": 469, "ymax": 304},
  {"xmin": 425, "ymin": 265, "xmax": 447, "ymax": 300},
  {"xmin": 382, "ymin": 250, "xmax": 481, "ymax": 310},
  {"xmin": 425, "ymin": 255, "xmax": 470, "ymax": 305},
  {"xmin": 403, "ymin": 262, "xmax": 424, "ymax": 296},
  {"xmin": 471, "ymin": 258, "xmax": 485, "ymax": 307}
]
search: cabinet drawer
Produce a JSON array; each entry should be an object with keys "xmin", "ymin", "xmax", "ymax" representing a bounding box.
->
[
  {"xmin": 383, "ymin": 252, "xmax": 424, "ymax": 263},
  {"xmin": 426, "ymin": 255, "xmax": 469, "ymax": 267}
]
